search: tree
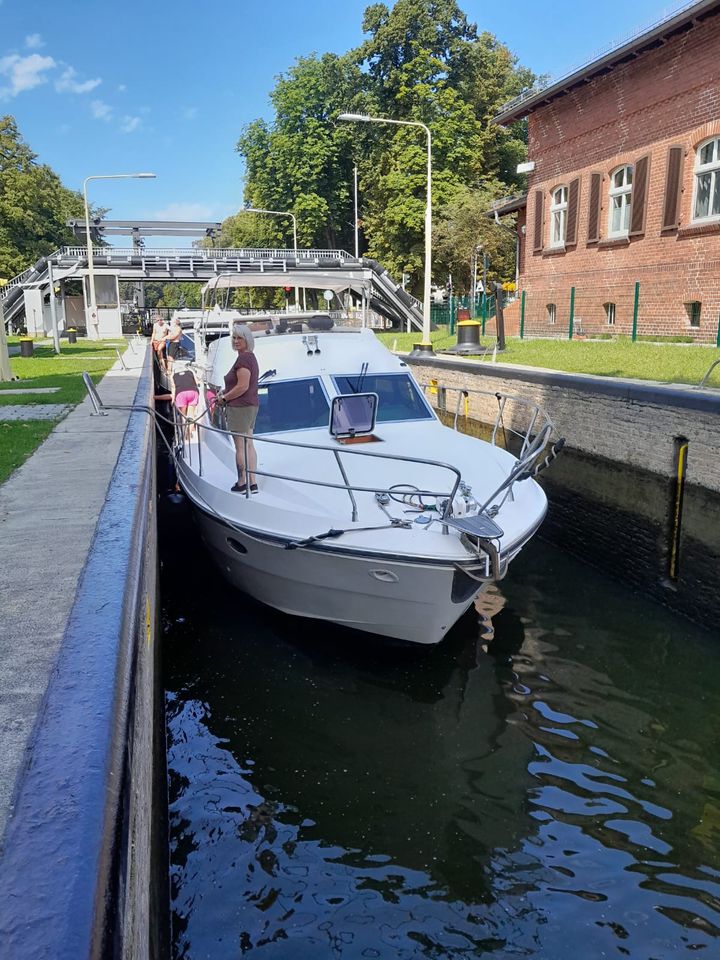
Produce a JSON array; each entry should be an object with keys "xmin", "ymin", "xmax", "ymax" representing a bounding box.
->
[
  {"xmin": 236, "ymin": 53, "xmax": 364, "ymax": 250},
  {"xmin": 433, "ymin": 186, "xmax": 517, "ymax": 293},
  {"xmin": 0, "ymin": 116, "xmax": 84, "ymax": 279},
  {"xmin": 230, "ymin": 1, "xmax": 537, "ymax": 292}
]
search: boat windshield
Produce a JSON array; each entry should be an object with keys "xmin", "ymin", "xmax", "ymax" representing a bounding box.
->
[
  {"xmin": 332, "ymin": 373, "xmax": 433, "ymax": 422},
  {"xmin": 254, "ymin": 377, "xmax": 330, "ymax": 434}
]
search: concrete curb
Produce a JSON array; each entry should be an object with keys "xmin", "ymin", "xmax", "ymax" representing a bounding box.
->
[{"xmin": 0, "ymin": 349, "xmax": 163, "ymax": 959}]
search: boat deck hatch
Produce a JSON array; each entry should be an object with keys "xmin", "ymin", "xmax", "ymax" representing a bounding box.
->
[{"xmin": 444, "ymin": 514, "xmax": 504, "ymax": 540}]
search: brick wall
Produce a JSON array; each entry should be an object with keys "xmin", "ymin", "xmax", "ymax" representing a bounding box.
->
[{"xmin": 518, "ymin": 10, "xmax": 720, "ymax": 343}]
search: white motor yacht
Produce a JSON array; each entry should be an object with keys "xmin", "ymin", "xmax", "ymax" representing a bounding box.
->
[{"xmin": 161, "ymin": 275, "xmax": 560, "ymax": 646}]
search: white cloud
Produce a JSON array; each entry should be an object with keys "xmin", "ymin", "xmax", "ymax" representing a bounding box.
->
[
  {"xmin": 90, "ymin": 99, "xmax": 112, "ymax": 121},
  {"xmin": 154, "ymin": 202, "xmax": 221, "ymax": 221},
  {"xmin": 55, "ymin": 66, "xmax": 101, "ymax": 94},
  {"xmin": 120, "ymin": 115, "xmax": 141, "ymax": 133},
  {"xmin": 0, "ymin": 53, "xmax": 55, "ymax": 98},
  {"xmin": 25, "ymin": 34, "xmax": 45, "ymax": 50}
]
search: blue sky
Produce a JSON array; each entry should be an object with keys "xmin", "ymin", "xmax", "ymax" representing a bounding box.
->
[{"xmin": 1, "ymin": 0, "xmax": 678, "ymax": 248}]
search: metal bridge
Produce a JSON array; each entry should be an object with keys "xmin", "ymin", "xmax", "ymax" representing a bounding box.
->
[{"xmin": 1, "ymin": 240, "xmax": 423, "ymax": 336}]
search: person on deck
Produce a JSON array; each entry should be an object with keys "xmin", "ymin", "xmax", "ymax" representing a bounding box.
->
[
  {"xmin": 166, "ymin": 315, "xmax": 184, "ymax": 373},
  {"xmin": 172, "ymin": 367, "xmax": 199, "ymax": 440},
  {"xmin": 151, "ymin": 316, "xmax": 169, "ymax": 371},
  {"xmin": 218, "ymin": 323, "xmax": 260, "ymax": 494}
]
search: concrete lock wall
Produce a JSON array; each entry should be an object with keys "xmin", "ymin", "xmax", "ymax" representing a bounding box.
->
[
  {"xmin": 0, "ymin": 355, "xmax": 166, "ymax": 960},
  {"xmin": 407, "ymin": 355, "xmax": 720, "ymax": 628}
]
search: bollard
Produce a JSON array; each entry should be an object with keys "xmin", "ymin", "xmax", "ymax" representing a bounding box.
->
[
  {"xmin": 19, "ymin": 337, "xmax": 34, "ymax": 358},
  {"xmin": 67, "ymin": 328, "xmax": 78, "ymax": 344}
]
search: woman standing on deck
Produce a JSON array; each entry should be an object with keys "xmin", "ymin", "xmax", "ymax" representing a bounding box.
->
[{"xmin": 218, "ymin": 323, "xmax": 259, "ymax": 493}]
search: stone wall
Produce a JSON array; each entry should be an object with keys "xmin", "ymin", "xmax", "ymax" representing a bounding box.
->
[{"xmin": 408, "ymin": 355, "xmax": 720, "ymax": 492}]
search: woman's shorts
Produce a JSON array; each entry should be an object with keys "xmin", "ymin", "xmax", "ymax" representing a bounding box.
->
[
  {"xmin": 226, "ymin": 405, "xmax": 258, "ymax": 435},
  {"xmin": 167, "ymin": 341, "xmax": 182, "ymax": 359},
  {"xmin": 175, "ymin": 390, "xmax": 199, "ymax": 408}
]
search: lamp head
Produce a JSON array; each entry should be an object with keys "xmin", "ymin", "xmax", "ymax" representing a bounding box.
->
[
  {"xmin": 338, "ymin": 112, "xmax": 370, "ymax": 122},
  {"xmin": 135, "ymin": 173, "xmax": 156, "ymax": 179}
]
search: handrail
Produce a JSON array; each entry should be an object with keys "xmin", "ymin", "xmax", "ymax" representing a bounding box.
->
[
  {"xmin": 60, "ymin": 246, "xmax": 354, "ymax": 261},
  {"xmin": 699, "ymin": 358, "xmax": 720, "ymax": 389}
]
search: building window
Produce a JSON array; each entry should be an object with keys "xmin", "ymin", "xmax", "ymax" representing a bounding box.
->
[
  {"xmin": 693, "ymin": 137, "xmax": 720, "ymax": 222},
  {"xmin": 546, "ymin": 303, "xmax": 556, "ymax": 324},
  {"xmin": 550, "ymin": 186, "xmax": 568, "ymax": 246},
  {"xmin": 608, "ymin": 165, "xmax": 633, "ymax": 237},
  {"xmin": 604, "ymin": 302, "xmax": 616, "ymax": 325},
  {"xmin": 685, "ymin": 301, "xmax": 701, "ymax": 327}
]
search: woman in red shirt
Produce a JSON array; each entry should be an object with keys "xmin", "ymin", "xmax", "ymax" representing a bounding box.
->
[{"xmin": 218, "ymin": 323, "xmax": 260, "ymax": 493}]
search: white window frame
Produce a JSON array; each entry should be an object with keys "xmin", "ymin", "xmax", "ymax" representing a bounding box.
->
[
  {"xmin": 692, "ymin": 137, "xmax": 720, "ymax": 223},
  {"xmin": 604, "ymin": 302, "xmax": 616, "ymax": 326},
  {"xmin": 608, "ymin": 165, "xmax": 633, "ymax": 238},
  {"xmin": 546, "ymin": 303, "xmax": 556, "ymax": 325},
  {"xmin": 549, "ymin": 185, "xmax": 568, "ymax": 247}
]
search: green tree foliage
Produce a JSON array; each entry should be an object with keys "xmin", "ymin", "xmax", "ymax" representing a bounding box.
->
[
  {"xmin": 231, "ymin": 0, "xmax": 536, "ymax": 294},
  {"xmin": 433, "ymin": 185, "xmax": 517, "ymax": 291},
  {"xmin": 0, "ymin": 116, "xmax": 84, "ymax": 279}
]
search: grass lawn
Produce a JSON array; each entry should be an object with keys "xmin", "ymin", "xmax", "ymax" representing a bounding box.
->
[
  {"xmin": 377, "ymin": 330, "xmax": 720, "ymax": 388},
  {"xmin": 0, "ymin": 421, "xmax": 55, "ymax": 485},
  {"xmin": 1, "ymin": 338, "xmax": 126, "ymax": 405},
  {"xmin": 0, "ymin": 338, "xmax": 126, "ymax": 484}
]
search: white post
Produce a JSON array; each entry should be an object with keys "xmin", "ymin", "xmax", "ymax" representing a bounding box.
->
[
  {"xmin": 354, "ymin": 164, "xmax": 359, "ymax": 259},
  {"xmin": 83, "ymin": 177, "xmax": 99, "ymax": 341},
  {"xmin": 48, "ymin": 259, "xmax": 60, "ymax": 354},
  {"xmin": 0, "ymin": 300, "xmax": 12, "ymax": 381}
]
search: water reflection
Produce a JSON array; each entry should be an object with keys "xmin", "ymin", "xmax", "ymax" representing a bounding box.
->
[{"xmin": 164, "ymin": 501, "xmax": 720, "ymax": 958}]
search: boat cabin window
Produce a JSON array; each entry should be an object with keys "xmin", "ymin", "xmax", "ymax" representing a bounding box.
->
[
  {"xmin": 254, "ymin": 377, "xmax": 330, "ymax": 434},
  {"xmin": 331, "ymin": 373, "xmax": 433, "ymax": 422}
]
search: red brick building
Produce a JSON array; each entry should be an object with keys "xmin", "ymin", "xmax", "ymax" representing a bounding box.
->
[{"xmin": 495, "ymin": 0, "xmax": 720, "ymax": 343}]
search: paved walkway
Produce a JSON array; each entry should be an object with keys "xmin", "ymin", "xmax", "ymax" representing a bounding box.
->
[
  {"xmin": 0, "ymin": 345, "xmax": 148, "ymax": 840},
  {"xmin": 0, "ymin": 404, "xmax": 70, "ymax": 420}
]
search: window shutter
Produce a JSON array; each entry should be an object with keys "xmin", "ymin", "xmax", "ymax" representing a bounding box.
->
[
  {"xmin": 587, "ymin": 173, "xmax": 602, "ymax": 243},
  {"xmin": 661, "ymin": 146, "xmax": 684, "ymax": 230},
  {"xmin": 566, "ymin": 178, "xmax": 581, "ymax": 245},
  {"xmin": 533, "ymin": 190, "xmax": 544, "ymax": 253},
  {"xmin": 629, "ymin": 155, "xmax": 651, "ymax": 237}
]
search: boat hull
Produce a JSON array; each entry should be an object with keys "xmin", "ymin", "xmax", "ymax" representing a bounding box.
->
[{"xmin": 191, "ymin": 505, "xmax": 487, "ymax": 645}]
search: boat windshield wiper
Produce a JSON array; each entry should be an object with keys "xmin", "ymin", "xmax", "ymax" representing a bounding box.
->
[
  {"xmin": 259, "ymin": 369, "xmax": 277, "ymax": 383},
  {"xmin": 350, "ymin": 361, "xmax": 368, "ymax": 393}
]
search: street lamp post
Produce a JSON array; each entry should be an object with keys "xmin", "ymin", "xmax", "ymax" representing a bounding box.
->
[
  {"xmin": 338, "ymin": 112, "xmax": 433, "ymax": 353},
  {"xmin": 243, "ymin": 207, "xmax": 299, "ymax": 309},
  {"xmin": 83, "ymin": 173, "xmax": 156, "ymax": 340},
  {"xmin": 353, "ymin": 164, "xmax": 359, "ymax": 259}
]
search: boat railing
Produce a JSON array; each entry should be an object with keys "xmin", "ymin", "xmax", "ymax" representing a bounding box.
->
[
  {"xmin": 421, "ymin": 381, "xmax": 555, "ymax": 460},
  {"xmin": 170, "ymin": 406, "xmax": 462, "ymax": 525},
  {"xmin": 82, "ymin": 372, "xmax": 556, "ymax": 531}
]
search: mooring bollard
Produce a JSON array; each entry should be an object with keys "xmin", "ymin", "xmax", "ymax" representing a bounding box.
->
[{"xmin": 19, "ymin": 337, "xmax": 33, "ymax": 357}]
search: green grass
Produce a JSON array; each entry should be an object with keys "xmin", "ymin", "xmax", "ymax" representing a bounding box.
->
[
  {"xmin": 1, "ymin": 339, "xmax": 125, "ymax": 405},
  {"xmin": 0, "ymin": 338, "xmax": 126, "ymax": 484},
  {"xmin": 0, "ymin": 420, "xmax": 55, "ymax": 485},
  {"xmin": 377, "ymin": 330, "xmax": 720, "ymax": 387}
]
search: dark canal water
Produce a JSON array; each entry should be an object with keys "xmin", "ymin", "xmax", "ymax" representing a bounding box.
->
[{"xmin": 162, "ymin": 502, "xmax": 720, "ymax": 959}]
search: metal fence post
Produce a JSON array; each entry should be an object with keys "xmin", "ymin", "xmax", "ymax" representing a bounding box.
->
[
  {"xmin": 632, "ymin": 281, "xmax": 640, "ymax": 342},
  {"xmin": 481, "ymin": 294, "xmax": 487, "ymax": 336},
  {"xmin": 449, "ymin": 294, "xmax": 455, "ymax": 336},
  {"xmin": 520, "ymin": 290, "xmax": 526, "ymax": 339},
  {"xmin": 568, "ymin": 287, "xmax": 575, "ymax": 340}
]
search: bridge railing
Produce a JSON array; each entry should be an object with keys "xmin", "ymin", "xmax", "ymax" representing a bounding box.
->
[{"xmin": 59, "ymin": 246, "xmax": 355, "ymax": 261}]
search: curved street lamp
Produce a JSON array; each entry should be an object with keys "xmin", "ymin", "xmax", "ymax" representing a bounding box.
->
[
  {"xmin": 83, "ymin": 173, "xmax": 156, "ymax": 340},
  {"xmin": 242, "ymin": 206, "xmax": 299, "ymax": 308},
  {"xmin": 338, "ymin": 112, "xmax": 433, "ymax": 353}
]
